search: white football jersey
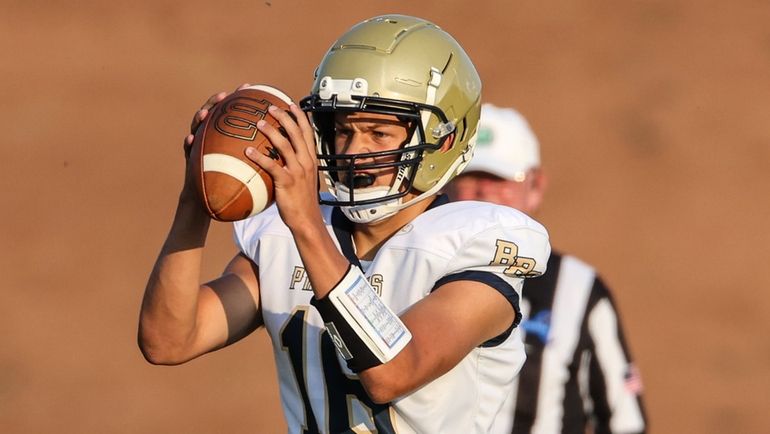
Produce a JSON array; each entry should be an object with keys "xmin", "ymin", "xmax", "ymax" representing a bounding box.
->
[{"xmin": 233, "ymin": 196, "xmax": 551, "ymax": 434}]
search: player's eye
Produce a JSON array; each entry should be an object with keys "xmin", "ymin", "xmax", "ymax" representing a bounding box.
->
[{"xmin": 335, "ymin": 126, "xmax": 351, "ymax": 136}]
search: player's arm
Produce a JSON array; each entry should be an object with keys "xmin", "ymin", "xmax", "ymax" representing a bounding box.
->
[
  {"xmin": 357, "ymin": 278, "xmax": 516, "ymax": 403},
  {"xmin": 138, "ymin": 89, "xmax": 263, "ymax": 365},
  {"xmin": 244, "ymin": 101, "xmax": 353, "ymax": 293},
  {"xmin": 137, "ymin": 197, "xmax": 263, "ymax": 365}
]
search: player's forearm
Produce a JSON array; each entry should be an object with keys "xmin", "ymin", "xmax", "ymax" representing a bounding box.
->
[
  {"xmin": 138, "ymin": 197, "xmax": 212, "ymax": 364},
  {"xmin": 355, "ymin": 314, "xmax": 468, "ymax": 403},
  {"xmin": 289, "ymin": 216, "xmax": 349, "ymax": 298},
  {"xmin": 358, "ymin": 280, "xmax": 516, "ymax": 403}
]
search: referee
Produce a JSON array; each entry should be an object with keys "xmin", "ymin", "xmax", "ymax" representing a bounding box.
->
[{"xmin": 445, "ymin": 104, "xmax": 647, "ymax": 434}]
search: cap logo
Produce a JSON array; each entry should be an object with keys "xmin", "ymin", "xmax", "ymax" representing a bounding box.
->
[{"xmin": 477, "ymin": 126, "xmax": 494, "ymax": 147}]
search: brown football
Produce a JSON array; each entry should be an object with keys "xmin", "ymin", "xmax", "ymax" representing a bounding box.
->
[{"xmin": 190, "ymin": 85, "xmax": 293, "ymax": 221}]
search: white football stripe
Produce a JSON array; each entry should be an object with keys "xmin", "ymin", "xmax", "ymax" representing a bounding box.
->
[
  {"xmin": 244, "ymin": 84, "xmax": 294, "ymax": 104},
  {"xmin": 202, "ymin": 153, "xmax": 268, "ymax": 217}
]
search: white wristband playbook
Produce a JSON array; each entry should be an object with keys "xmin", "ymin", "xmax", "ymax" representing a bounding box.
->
[{"xmin": 311, "ymin": 265, "xmax": 412, "ymax": 372}]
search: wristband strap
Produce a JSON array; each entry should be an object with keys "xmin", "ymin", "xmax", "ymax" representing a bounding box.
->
[{"xmin": 311, "ymin": 265, "xmax": 412, "ymax": 372}]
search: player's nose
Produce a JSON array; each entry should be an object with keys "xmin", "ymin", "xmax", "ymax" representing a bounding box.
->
[{"xmin": 345, "ymin": 133, "xmax": 372, "ymax": 155}]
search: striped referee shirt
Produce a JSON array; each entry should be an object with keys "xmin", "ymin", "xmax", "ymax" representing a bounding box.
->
[{"xmin": 494, "ymin": 251, "xmax": 647, "ymax": 434}]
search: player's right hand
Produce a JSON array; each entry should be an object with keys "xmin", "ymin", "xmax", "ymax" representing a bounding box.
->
[{"xmin": 244, "ymin": 102, "xmax": 320, "ymax": 231}]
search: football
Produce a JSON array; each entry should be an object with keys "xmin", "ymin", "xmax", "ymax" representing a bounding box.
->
[{"xmin": 190, "ymin": 84, "xmax": 293, "ymax": 221}]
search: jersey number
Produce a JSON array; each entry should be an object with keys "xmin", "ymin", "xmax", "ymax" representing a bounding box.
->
[{"xmin": 280, "ymin": 308, "xmax": 396, "ymax": 434}]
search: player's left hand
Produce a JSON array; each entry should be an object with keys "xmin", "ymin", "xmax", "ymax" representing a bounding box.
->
[
  {"xmin": 245, "ymin": 103, "xmax": 320, "ymax": 229},
  {"xmin": 183, "ymin": 83, "xmax": 254, "ymax": 155}
]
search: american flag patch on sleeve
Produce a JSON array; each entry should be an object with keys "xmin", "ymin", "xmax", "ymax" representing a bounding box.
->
[{"xmin": 624, "ymin": 364, "xmax": 644, "ymax": 394}]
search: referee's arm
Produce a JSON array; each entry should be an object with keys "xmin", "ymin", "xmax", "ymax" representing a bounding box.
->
[{"xmin": 585, "ymin": 277, "xmax": 648, "ymax": 434}]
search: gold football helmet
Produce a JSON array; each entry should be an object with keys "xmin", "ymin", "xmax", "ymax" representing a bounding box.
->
[{"xmin": 301, "ymin": 15, "xmax": 482, "ymax": 223}]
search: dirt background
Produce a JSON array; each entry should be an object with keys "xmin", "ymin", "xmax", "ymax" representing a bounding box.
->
[{"xmin": 1, "ymin": 1, "xmax": 769, "ymax": 433}]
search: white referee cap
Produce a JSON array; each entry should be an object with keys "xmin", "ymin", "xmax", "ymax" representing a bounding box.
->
[{"xmin": 465, "ymin": 103, "xmax": 541, "ymax": 182}]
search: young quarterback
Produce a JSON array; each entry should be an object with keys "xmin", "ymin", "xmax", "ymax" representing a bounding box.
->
[{"xmin": 139, "ymin": 15, "xmax": 551, "ymax": 434}]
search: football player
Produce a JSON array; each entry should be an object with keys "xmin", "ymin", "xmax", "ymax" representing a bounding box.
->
[{"xmin": 139, "ymin": 15, "xmax": 551, "ymax": 434}]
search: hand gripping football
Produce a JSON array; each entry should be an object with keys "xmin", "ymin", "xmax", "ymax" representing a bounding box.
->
[{"xmin": 190, "ymin": 85, "xmax": 293, "ymax": 221}]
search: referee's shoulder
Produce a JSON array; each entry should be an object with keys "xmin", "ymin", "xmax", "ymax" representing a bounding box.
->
[
  {"xmin": 558, "ymin": 251, "xmax": 615, "ymax": 299},
  {"xmin": 557, "ymin": 251, "xmax": 594, "ymax": 273}
]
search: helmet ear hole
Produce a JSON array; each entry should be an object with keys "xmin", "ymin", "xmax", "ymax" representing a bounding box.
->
[
  {"xmin": 443, "ymin": 116, "xmax": 467, "ymax": 153},
  {"xmin": 439, "ymin": 133, "xmax": 455, "ymax": 153}
]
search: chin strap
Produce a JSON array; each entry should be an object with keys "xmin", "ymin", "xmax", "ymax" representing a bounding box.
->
[{"xmin": 335, "ymin": 184, "xmax": 403, "ymax": 224}]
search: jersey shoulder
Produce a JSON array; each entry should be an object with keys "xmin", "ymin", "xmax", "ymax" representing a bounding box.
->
[
  {"xmin": 418, "ymin": 200, "xmax": 548, "ymax": 233},
  {"xmin": 391, "ymin": 200, "xmax": 552, "ymax": 278},
  {"xmin": 232, "ymin": 203, "xmax": 288, "ymax": 261}
]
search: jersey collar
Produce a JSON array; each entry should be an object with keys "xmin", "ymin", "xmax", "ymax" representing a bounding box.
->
[{"xmin": 330, "ymin": 194, "xmax": 450, "ymax": 268}]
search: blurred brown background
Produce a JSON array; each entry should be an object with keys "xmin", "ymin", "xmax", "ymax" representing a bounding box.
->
[{"xmin": 1, "ymin": 1, "xmax": 768, "ymax": 433}]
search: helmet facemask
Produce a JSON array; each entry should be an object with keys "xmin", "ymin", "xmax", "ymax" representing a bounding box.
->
[{"xmin": 302, "ymin": 85, "xmax": 454, "ymax": 224}]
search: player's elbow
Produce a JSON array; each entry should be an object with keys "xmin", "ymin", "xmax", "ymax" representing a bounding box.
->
[
  {"xmin": 138, "ymin": 341, "xmax": 177, "ymax": 365},
  {"xmin": 359, "ymin": 372, "xmax": 410, "ymax": 404},
  {"xmin": 137, "ymin": 327, "xmax": 193, "ymax": 366},
  {"xmin": 358, "ymin": 350, "xmax": 425, "ymax": 403},
  {"xmin": 138, "ymin": 339, "xmax": 195, "ymax": 366},
  {"xmin": 362, "ymin": 382, "xmax": 400, "ymax": 404}
]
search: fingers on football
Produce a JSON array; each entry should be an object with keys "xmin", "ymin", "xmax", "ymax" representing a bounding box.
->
[
  {"xmin": 254, "ymin": 116, "xmax": 298, "ymax": 172},
  {"xmin": 190, "ymin": 91, "xmax": 227, "ymax": 134},
  {"xmin": 245, "ymin": 143, "xmax": 284, "ymax": 182},
  {"xmin": 289, "ymin": 103, "xmax": 317, "ymax": 163},
  {"xmin": 268, "ymin": 105, "xmax": 314, "ymax": 167},
  {"xmin": 183, "ymin": 134, "xmax": 195, "ymax": 158}
]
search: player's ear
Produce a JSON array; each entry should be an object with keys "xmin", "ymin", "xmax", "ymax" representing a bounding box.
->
[{"xmin": 526, "ymin": 168, "xmax": 548, "ymax": 213}]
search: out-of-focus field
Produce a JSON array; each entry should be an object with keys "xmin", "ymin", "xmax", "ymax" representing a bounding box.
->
[{"xmin": 1, "ymin": 1, "xmax": 768, "ymax": 433}]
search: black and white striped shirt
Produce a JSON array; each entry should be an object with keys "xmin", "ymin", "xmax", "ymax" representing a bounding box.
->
[{"xmin": 494, "ymin": 251, "xmax": 647, "ymax": 434}]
